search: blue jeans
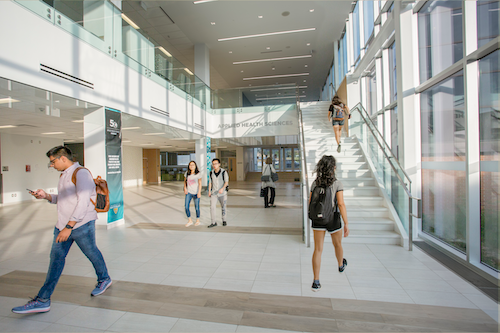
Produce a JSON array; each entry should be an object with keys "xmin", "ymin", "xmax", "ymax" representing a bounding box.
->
[
  {"xmin": 37, "ymin": 220, "xmax": 109, "ymax": 300},
  {"xmin": 185, "ymin": 193, "xmax": 200, "ymax": 218}
]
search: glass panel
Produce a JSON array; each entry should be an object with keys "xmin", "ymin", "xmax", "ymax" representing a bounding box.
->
[
  {"xmin": 294, "ymin": 148, "xmax": 300, "ymax": 170},
  {"xmin": 342, "ymin": 35, "xmax": 348, "ymax": 77},
  {"xmin": 364, "ymin": 1, "xmax": 374, "ymax": 45},
  {"xmin": 285, "ymin": 148, "xmax": 292, "ymax": 170},
  {"xmin": 353, "ymin": 3, "xmax": 361, "ymax": 63},
  {"xmin": 479, "ymin": 50, "xmax": 500, "ymax": 270},
  {"xmin": 420, "ymin": 70, "xmax": 466, "ymax": 252},
  {"xmin": 477, "ymin": 1, "xmax": 500, "ymax": 48},
  {"xmin": 263, "ymin": 149, "xmax": 270, "ymax": 163},
  {"xmin": 254, "ymin": 148, "xmax": 262, "ymax": 172},
  {"xmin": 418, "ymin": 1, "xmax": 463, "ymax": 83},
  {"xmin": 422, "ymin": 169, "xmax": 467, "ymax": 251},
  {"xmin": 389, "ymin": 42, "xmax": 397, "ymax": 102},
  {"xmin": 212, "ymin": 84, "xmax": 298, "ymax": 108},
  {"xmin": 15, "ymin": 0, "xmax": 55, "ymax": 24},
  {"xmin": 366, "ymin": 67, "xmax": 377, "ymax": 115},
  {"xmin": 272, "ymin": 149, "xmax": 280, "ymax": 171},
  {"xmin": 391, "ymin": 106, "xmax": 399, "ymax": 159}
]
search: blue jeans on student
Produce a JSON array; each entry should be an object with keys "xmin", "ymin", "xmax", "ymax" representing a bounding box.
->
[
  {"xmin": 185, "ymin": 193, "xmax": 200, "ymax": 218},
  {"xmin": 37, "ymin": 220, "xmax": 109, "ymax": 300}
]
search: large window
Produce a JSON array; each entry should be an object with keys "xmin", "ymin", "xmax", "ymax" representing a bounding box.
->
[
  {"xmin": 342, "ymin": 34, "xmax": 348, "ymax": 76},
  {"xmin": 391, "ymin": 106, "xmax": 398, "ymax": 159},
  {"xmin": 389, "ymin": 42, "xmax": 397, "ymax": 102},
  {"xmin": 366, "ymin": 67, "xmax": 377, "ymax": 115},
  {"xmin": 363, "ymin": 1, "xmax": 375, "ymax": 45},
  {"xmin": 418, "ymin": 1, "xmax": 463, "ymax": 83},
  {"xmin": 477, "ymin": 1, "xmax": 500, "ymax": 48},
  {"xmin": 479, "ymin": 50, "xmax": 500, "ymax": 270},
  {"xmin": 421, "ymin": 70, "xmax": 466, "ymax": 252},
  {"xmin": 352, "ymin": 3, "xmax": 361, "ymax": 63}
]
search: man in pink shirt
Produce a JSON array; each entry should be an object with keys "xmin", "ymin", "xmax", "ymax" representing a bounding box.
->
[{"xmin": 12, "ymin": 146, "xmax": 112, "ymax": 314}]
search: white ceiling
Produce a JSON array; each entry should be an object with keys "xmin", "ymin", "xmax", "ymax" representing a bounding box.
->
[{"xmin": 121, "ymin": 1, "xmax": 353, "ymax": 101}]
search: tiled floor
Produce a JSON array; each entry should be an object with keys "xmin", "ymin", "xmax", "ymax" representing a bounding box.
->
[{"xmin": 0, "ymin": 181, "xmax": 498, "ymax": 332}]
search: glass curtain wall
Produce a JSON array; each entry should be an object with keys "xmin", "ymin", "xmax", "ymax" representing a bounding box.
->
[
  {"xmin": 478, "ymin": 50, "xmax": 500, "ymax": 270},
  {"xmin": 389, "ymin": 42, "xmax": 397, "ymax": 102},
  {"xmin": 418, "ymin": 1, "xmax": 463, "ymax": 83},
  {"xmin": 420, "ymin": 71, "xmax": 466, "ymax": 252},
  {"xmin": 477, "ymin": 1, "xmax": 500, "ymax": 48},
  {"xmin": 352, "ymin": 3, "xmax": 361, "ymax": 64},
  {"xmin": 364, "ymin": 1, "xmax": 375, "ymax": 44}
]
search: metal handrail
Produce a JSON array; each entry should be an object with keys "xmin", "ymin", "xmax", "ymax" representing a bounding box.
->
[
  {"xmin": 296, "ymin": 88, "xmax": 310, "ymax": 247},
  {"xmin": 350, "ymin": 102, "xmax": 421, "ymax": 251},
  {"xmin": 350, "ymin": 103, "xmax": 412, "ymax": 193}
]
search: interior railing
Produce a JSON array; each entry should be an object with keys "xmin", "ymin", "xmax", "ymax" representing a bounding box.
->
[
  {"xmin": 349, "ymin": 103, "xmax": 421, "ymax": 250},
  {"xmin": 296, "ymin": 90, "xmax": 310, "ymax": 247}
]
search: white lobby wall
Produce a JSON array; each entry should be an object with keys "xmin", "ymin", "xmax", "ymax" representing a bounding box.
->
[
  {"xmin": 1, "ymin": 133, "xmax": 61, "ymax": 204},
  {"xmin": 122, "ymin": 146, "xmax": 143, "ymax": 188}
]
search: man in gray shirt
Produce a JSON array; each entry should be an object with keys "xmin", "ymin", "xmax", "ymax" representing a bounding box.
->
[
  {"xmin": 12, "ymin": 146, "xmax": 111, "ymax": 314},
  {"xmin": 207, "ymin": 158, "xmax": 229, "ymax": 228}
]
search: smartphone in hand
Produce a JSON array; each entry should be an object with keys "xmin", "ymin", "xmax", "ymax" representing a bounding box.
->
[{"xmin": 26, "ymin": 188, "xmax": 35, "ymax": 194}]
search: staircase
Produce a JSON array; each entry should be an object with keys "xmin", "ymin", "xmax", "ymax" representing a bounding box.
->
[{"xmin": 300, "ymin": 101, "xmax": 401, "ymax": 245}]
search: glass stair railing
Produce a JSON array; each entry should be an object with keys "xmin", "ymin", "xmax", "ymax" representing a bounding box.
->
[{"xmin": 349, "ymin": 103, "xmax": 422, "ymax": 250}]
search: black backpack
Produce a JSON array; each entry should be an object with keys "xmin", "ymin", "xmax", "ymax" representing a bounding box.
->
[{"xmin": 308, "ymin": 185, "xmax": 335, "ymax": 225}]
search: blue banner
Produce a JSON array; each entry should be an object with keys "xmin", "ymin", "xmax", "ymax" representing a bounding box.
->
[{"xmin": 105, "ymin": 108, "xmax": 124, "ymax": 223}]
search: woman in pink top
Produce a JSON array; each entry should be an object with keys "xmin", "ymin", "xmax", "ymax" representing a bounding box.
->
[{"xmin": 184, "ymin": 161, "xmax": 202, "ymax": 227}]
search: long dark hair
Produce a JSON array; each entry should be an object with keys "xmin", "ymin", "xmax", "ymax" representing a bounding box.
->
[
  {"xmin": 331, "ymin": 95, "xmax": 345, "ymax": 108},
  {"xmin": 185, "ymin": 161, "xmax": 200, "ymax": 185},
  {"xmin": 315, "ymin": 155, "xmax": 337, "ymax": 187}
]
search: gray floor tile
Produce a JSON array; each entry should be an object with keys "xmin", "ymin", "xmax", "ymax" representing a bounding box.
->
[
  {"xmin": 169, "ymin": 318, "xmax": 237, "ymax": 332},
  {"xmin": 106, "ymin": 312, "xmax": 179, "ymax": 332},
  {"xmin": 56, "ymin": 306, "xmax": 125, "ymax": 330}
]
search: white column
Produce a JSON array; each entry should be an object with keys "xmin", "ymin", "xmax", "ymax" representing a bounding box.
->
[
  {"xmin": 195, "ymin": 138, "xmax": 208, "ymax": 188},
  {"xmin": 347, "ymin": 14, "xmax": 354, "ymax": 73},
  {"xmin": 463, "ymin": 1, "xmax": 481, "ymax": 266},
  {"xmin": 84, "ymin": 107, "xmax": 108, "ymax": 227}
]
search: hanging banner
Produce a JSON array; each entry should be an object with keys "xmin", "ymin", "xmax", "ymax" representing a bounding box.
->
[
  {"xmin": 206, "ymin": 137, "xmax": 211, "ymax": 186},
  {"xmin": 105, "ymin": 107, "xmax": 124, "ymax": 224}
]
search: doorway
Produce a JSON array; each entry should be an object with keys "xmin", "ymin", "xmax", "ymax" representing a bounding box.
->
[{"xmin": 228, "ymin": 157, "xmax": 237, "ymax": 181}]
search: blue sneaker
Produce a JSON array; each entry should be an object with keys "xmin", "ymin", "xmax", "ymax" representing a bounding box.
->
[
  {"xmin": 91, "ymin": 278, "xmax": 112, "ymax": 296},
  {"xmin": 12, "ymin": 297, "xmax": 50, "ymax": 314}
]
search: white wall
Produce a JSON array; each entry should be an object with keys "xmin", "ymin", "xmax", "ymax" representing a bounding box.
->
[
  {"xmin": 1, "ymin": 133, "xmax": 61, "ymax": 204},
  {"xmin": 122, "ymin": 145, "xmax": 143, "ymax": 188},
  {"xmin": 0, "ymin": 1, "xmax": 206, "ymax": 138}
]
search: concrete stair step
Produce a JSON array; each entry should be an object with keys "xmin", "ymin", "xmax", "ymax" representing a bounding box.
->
[{"xmin": 348, "ymin": 218, "xmax": 395, "ymax": 231}]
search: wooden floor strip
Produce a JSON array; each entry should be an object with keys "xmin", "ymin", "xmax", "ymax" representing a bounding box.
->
[
  {"xmin": 129, "ymin": 223, "xmax": 303, "ymax": 235},
  {"xmin": 1, "ymin": 271, "xmax": 497, "ymax": 332}
]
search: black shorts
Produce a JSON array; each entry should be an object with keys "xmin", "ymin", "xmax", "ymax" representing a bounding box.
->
[
  {"xmin": 311, "ymin": 216, "xmax": 342, "ymax": 234},
  {"xmin": 332, "ymin": 119, "xmax": 345, "ymax": 126}
]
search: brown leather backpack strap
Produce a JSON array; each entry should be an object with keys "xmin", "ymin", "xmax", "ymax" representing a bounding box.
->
[{"xmin": 71, "ymin": 167, "xmax": 85, "ymax": 185}]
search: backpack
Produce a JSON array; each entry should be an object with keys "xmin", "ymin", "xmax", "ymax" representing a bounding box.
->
[
  {"xmin": 71, "ymin": 167, "xmax": 110, "ymax": 212},
  {"xmin": 332, "ymin": 104, "xmax": 345, "ymax": 121},
  {"xmin": 210, "ymin": 169, "xmax": 229, "ymax": 192},
  {"xmin": 308, "ymin": 184, "xmax": 335, "ymax": 225}
]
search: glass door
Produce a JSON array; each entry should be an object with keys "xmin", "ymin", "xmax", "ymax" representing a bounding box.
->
[
  {"xmin": 254, "ymin": 148, "xmax": 262, "ymax": 172},
  {"xmin": 272, "ymin": 149, "xmax": 280, "ymax": 171},
  {"xmin": 284, "ymin": 148, "xmax": 293, "ymax": 171},
  {"xmin": 294, "ymin": 148, "xmax": 300, "ymax": 172}
]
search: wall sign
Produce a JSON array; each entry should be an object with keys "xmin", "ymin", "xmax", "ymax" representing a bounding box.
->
[{"xmin": 105, "ymin": 107, "xmax": 124, "ymax": 224}]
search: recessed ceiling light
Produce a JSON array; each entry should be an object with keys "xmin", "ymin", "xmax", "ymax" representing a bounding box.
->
[
  {"xmin": 158, "ymin": 47, "xmax": 172, "ymax": 57},
  {"xmin": 305, "ymin": 65, "xmax": 308, "ymax": 68},
  {"xmin": 299, "ymin": 85, "xmax": 307, "ymax": 88},
  {"xmin": 258, "ymin": 15, "xmax": 263, "ymax": 18},
  {"xmin": 309, "ymin": 9, "xmax": 314, "ymax": 12},
  {"xmin": 193, "ymin": 0, "xmax": 217, "ymax": 4},
  {"xmin": 72, "ymin": 120, "xmax": 84, "ymax": 123},
  {"xmin": 0, "ymin": 125, "xmax": 17, "ymax": 128},
  {"xmin": 218, "ymin": 28, "xmax": 316, "ymax": 42},
  {"xmin": 0, "ymin": 98, "xmax": 20, "ymax": 104},
  {"xmin": 41, "ymin": 132, "xmax": 65, "ymax": 135},
  {"xmin": 272, "ymin": 67, "xmax": 275, "ymax": 70},
  {"xmin": 184, "ymin": 68, "xmax": 194, "ymax": 75},
  {"xmin": 306, "ymin": 43, "xmax": 311, "ymax": 46},
  {"xmin": 64, "ymin": 140, "xmax": 75, "ymax": 142},
  {"xmin": 256, "ymin": 96, "xmax": 306, "ymax": 101},
  {"xmin": 55, "ymin": 100, "xmax": 60, "ymax": 103},
  {"xmin": 121, "ymin": 13, "xmax": 139, "ymax": 29},
  {"xmin": 303, "ymin": 80, "xmax": 307, "ymax": 82},
  {"xmin": 240, "ymin": 70, "xmax": 244, "ymax": 73},
  {"xmin": 211, "ymin": 22, "xmax": 215, "ymax": 25},
  {"xmin": 229, "ymin": 51, "xmax": 233, "ymax": 54},
  {"xmin": 243, "ymin": 73, "xmax": 309, "ymax": 81},
  {"xmin": 122, "ymin": 127, "xmax": 141, "ymax": 130},
  {"xmin": 266, "ymin": 47, "xmax": 270, "ymax": 50},
  {"xmin": 140, "ymin": 143, "xmax": 155, "ymax": 146},
  {"xmin": 233, "ymin": 54, "xmax": 312, "ymax": 65},
  {"xmin": 250, "ymin": 86, "xmax": 299, "ymax": 92}
]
